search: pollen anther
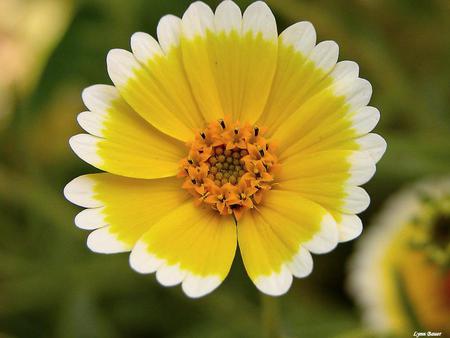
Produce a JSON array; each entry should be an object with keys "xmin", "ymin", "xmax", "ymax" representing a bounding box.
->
[{"xmin": 179, "ymin": 119, "xmax": 278, "ymax": 220}]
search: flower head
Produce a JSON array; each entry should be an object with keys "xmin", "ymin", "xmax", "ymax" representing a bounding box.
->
[
  {"xmin": 348, "ymin": 177, "xmax": 450, "ymax": 336},
  {"xmin": 64, "ymin": 1, "xmax": 386, "ymax": 298}
]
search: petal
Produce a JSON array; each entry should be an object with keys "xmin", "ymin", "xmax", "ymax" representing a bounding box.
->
[
  {"xmin": 277, "ymin": 149, "xmax": 372, "ymax": 234},
  {"xmin": 238, "ymin": 190, "xmax": 338, "ymax": 296},
  {"xmin": 157, "ymin": 15, "xmax": 182, "ymax": 54},
  {"xmin": 77, "ymin": 85, "xmax": 185, "ymax": 179},
  {"xmin": 64, "ymin": 174, "xmax": 189, "ymax": 252},
  {"xmin": 335, "ymin": 213, "xmax": 363, "ymax": 242},
  {"xmin": 214, "ymin": 0, "xmax": 241, "ymax": 33},
  {"xmin": 180, "ymin": 1, "xmax": 278, "ymax": 124},
  {"xmin": 356, "ymin": 133, "xmax": 387, "ymax": 163},
  {"xmin": 75, "ymin": 207, "xmax": 107, "ymax": 230},
  {"xmin": 279, "ymin": 150, "xmax": 376, "ymax": 187},
  {"xmin": 242, "ymin": 1, "xmax": 277, "ymax": 41},
  {"xmin": 258, "ymin": 26, "xmax": 339, "ymax": 134},
  {"xmin": 107, "ymin": 37, "xmax": 204, "ymax": 141},
  {"xmin": 130, "ymin": 201, "xmax": 237, "ymax": 298}
]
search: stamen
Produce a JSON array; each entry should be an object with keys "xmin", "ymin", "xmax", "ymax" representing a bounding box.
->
[{"xmin": 179, "ymin": 120, "xmax": 278, "ymax": 218}]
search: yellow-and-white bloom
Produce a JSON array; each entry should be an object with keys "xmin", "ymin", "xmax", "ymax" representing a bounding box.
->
[
  {"xmin": 64, "ymin": 1, "xmax": 386, "ymax": 298},
  {"xmin": 348, "ymin": 177, "xmax": 450, "ymax": 336}
]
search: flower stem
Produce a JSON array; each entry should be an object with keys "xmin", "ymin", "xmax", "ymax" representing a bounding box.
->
[{"xmin": 260, "ymin": 294, "xmax": 282, "ymax": 338}]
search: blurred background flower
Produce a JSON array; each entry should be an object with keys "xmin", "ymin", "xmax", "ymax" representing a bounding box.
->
[
  {"xmin": 348, "ymin": 177, "xmax": 450, "ymax": 337},
  {"xmin": 0, "ymin": 0, "xmax": 449, "ymax": 337},
  {"xmin": 0, "ymin": 0, "xmax": 73, "ymax": 127}
]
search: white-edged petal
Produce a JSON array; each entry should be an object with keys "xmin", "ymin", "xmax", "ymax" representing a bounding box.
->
[
  {"xmin": 280, "ymin": 21, "xmax": 316, "ymax": 55},
  {"xmin": 242, "ymin": 1, "xmax": 277, "ymax": 41},
  {"xmin": 157, "ymin": 15, "xmax": 182, "ymax": 54},
  {"xmin": 304, "ymin": 213, "xmax": 338, "ymax": 254},
  {"xmin": 347, "ymin": 151, "xmax": 377, "ymax": 186},
  {"xmin": 87, "ymin": 226, "xmax": 129, "ymax": 253},
  {"xmin": 75, "ymin": 207, "xmax": 107, "ymax": 230},
  {"xmin": 77, "ymin": 111, "xmax": 105, "ymax": 137},
  {"xmin": 357, "ymin": 133, "xmax": 387, "ymax": 163},
  {"xmin": 156, "ymin": 263, "xmax": 186, "ymax": 287},
  {"xmin": 69, "ymin": 134, "xmax": 102, "ymax": 168},
  {"xmin": 330, "ymin": 61, "xmax": 359, "ymax": 82},
  {"xmin": 129, "ymin": 240, "xmax": 164, "ymax": 274},
  {"xmin": 309, "ymin": 40, "xmax": 339, "ymax": 73},
  {"xmin": 254, "ymin": 265, "xmax": 293, "ymax": 296},
  {"xmin": 337, "ymin": 214, "xmax": 363, "ymax": 242},
  {"xmin": 343, "ymin": 186, "xmax": 371, "ymax": 214},
  {"xmin": 182, "ymin": 1, "xmax": 215, "ymax": 39},
  {"xmin": 287, "ymin": 246, "xmax": 313, "ymax": 278},
  {"xmin": 107, "ymin": 49, "xmax": 141, "ymax": 88},
  {"xmin": 82, "ymin": 84, "xmax": 118, "ymax": 113},
  {"xmin": 63, "ymin": 175, "xmax": 100, "ymax": 208},
  {"xmin": 215, "ymin": 0, "xmax": 242, "ymax": 33},
  {"xmin": 351, "ymin": 106, "xmax": 380, "ymax": 135},
  {"xmin": 182, "ymin": 274, "xmax": 222, "ymax": 298},
  {"xmin": 130, "ymin": 32, "xmax": 163, "ymax": 64},
  {"xmin": 334, "ymin": 77, "xmax": 372, "ymax": 110}
]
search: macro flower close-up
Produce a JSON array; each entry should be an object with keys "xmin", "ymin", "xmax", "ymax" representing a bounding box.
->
[{"xmin": 64, "ymin": 0, "xmax": 386, "ymax": 298}]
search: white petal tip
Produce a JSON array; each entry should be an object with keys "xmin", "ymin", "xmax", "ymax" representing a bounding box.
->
[
  {"xmin": 69, "ymin": 134, "xmax": 102, "ymax": 167},
  {"xmin": 304, "ymin": 214, "xmax": 338, "ymax": 254},
  {"xmin": 182, "ymin": 274, "xmax": 222, "ymax": 298},
  {"xmin": 338, "ymin": 214, "xmax": 363, "ymax": 242},
  {"xmin": 243, "ymin": 1, "xmax": 277, "ymax": 41},
  {"xmin": 357, "ymin": 133, "xmax": 387, "ymax": 163},
  {"xmin": 129, "ymin": 241, "xmax": 163, "ymax": 274},
  {"xmin": 254, "ymin": 266, "xmax": 293, "ymax": 296},
  {"xmin": 64, "ymin": 175, "xmax": 100, "ymax": 208},
  {"xmin": 280, "ymin": 21, "xmax": 316, "ymax": 54},
  {"xmin": 87, "ymin": 227, "xmax": 129, "ymax": 254},
  {"xmin": 156, "ymin": 264, "xmax": 186, "ymax": 287},
  {"xmin": 107, "ymin": 48, "xmax": 139, "ymax": 88},
  {"xmin": 74, "ymin": 207, "xmax": 107, "ymax": 230}
]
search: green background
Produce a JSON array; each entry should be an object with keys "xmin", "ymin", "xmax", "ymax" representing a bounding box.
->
[{"xmin": 1, "ymin": 0, "xmax": 449, "ymax": 337}]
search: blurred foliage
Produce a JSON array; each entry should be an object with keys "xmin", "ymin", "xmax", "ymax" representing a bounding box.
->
[{"xmin": 0, "ymin": 0, "xmax": 449, "ymax": 337}]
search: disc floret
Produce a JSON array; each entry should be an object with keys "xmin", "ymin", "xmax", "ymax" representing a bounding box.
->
[{"xmin": 179, "ymin": 118, "xmax": 278, "ymax": 219}]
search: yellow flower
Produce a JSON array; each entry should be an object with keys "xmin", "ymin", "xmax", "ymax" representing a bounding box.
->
[
  {"xmin": 348, "ymin": 177, "xmax": 450, "ymax": 336},
  {"xmin": 64, "ymin": 1, "xmax": 386, "ymax": 298}
]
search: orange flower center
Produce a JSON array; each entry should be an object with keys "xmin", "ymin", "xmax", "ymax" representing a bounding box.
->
[{"xmin": 178, "ymin": 118, "xmax": 279, "ymax": 220}]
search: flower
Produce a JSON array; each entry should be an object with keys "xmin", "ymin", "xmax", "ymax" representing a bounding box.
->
[
  {"xmin": 64, "ymin": 1, "xmax": 386, "ymax": 298},
  {"xmin": 348, "ymin": 177, "xmax": 450, "ymax": 336}
]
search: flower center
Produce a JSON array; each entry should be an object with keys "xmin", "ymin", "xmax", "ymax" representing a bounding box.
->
[{"xmin": 178, "ymin": 118, "xmax": 278, "ymax": 220}]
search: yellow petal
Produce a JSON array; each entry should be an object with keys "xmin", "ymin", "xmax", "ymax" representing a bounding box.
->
[
  {"xmin": 74, "ymin": 85, "xmax": 185, "ymax": 179},
  {"xmin": 258, "ymin": 24, "xmax": 338, "ymax": 133},
  {"xmin": 238, "ymin": 190, "xmax": 338, "ymax": 296},
  {"xmin": 107, "ymin": 16, "xmax": 205, "ymax": 141},
  {"xmin": 129, "ymin": 201, "xmax": 237, "ymax": 298},
  {"xmin": 180, "ymin": 1, "xmax": 278, "ymax": 124},
  {"xmin": 64, "ymin": 174, "xmax": 189, "ymax": 252}
]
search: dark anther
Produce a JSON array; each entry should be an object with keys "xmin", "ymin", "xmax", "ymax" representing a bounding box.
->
[
  {"xmin": 265, "ymin": 143, "xmax": 269, "ymax": 150},
  {"xmin": 199, "ymin": 149, "xmax": 204, "ymax": 154},
  {"xmin": 219, "ymin": 119, "xmax": 226, "ymax": 129},
  {"xmin": 254, "ymin": 126, "xmax": 259, "ymax": 137},
  {"xmin": 200, "ymin": 132, "xmax": 206, "ymax": 139},
  {"xmin": 234, "ymin": 128, "xmax": 239, "ymax": 135},
  {"xmin": 191, "ymin": 179, "xmax": 197, "ymax": 184},
  {"xmin": 259, "ymin": 149, "xmax": 265, "ymax": 157},
  {"xmin": 187, "ymin": 159, "xmax": 194, "ymax": 165}
]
